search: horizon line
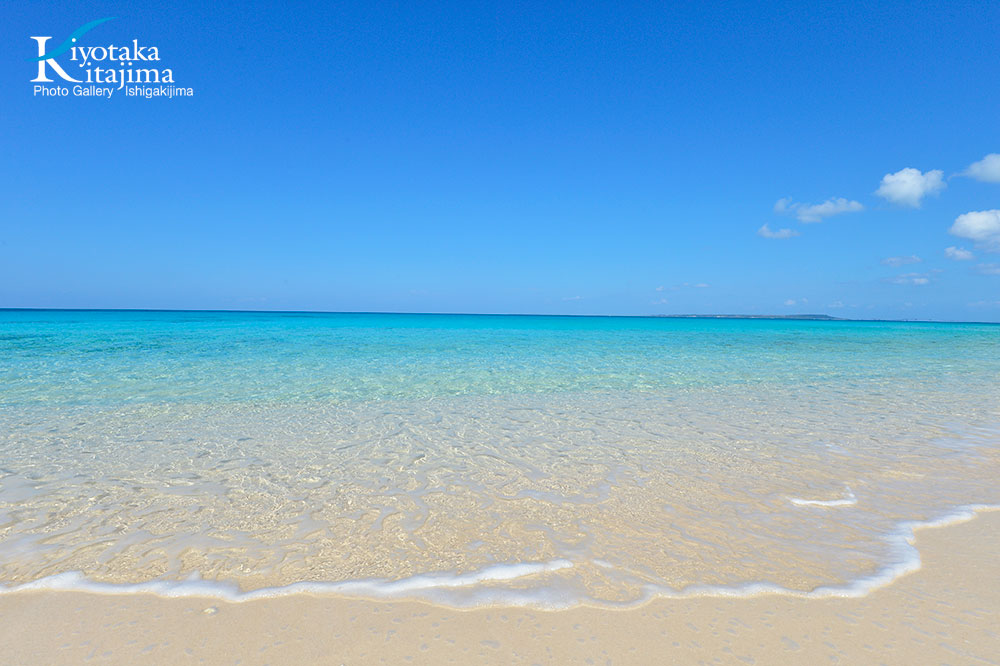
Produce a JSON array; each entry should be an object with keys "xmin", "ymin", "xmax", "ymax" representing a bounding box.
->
[{"xmin": 1, "ymin": 307, "xmax": 998, "ymax": 326}]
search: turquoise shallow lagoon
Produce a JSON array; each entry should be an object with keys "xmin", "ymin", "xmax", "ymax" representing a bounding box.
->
[{"xmin": 1, "ymin": 311, "xmax": 999, "ymax": 606}]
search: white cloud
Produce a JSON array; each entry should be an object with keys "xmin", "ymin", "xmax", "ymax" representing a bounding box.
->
[
  {"xmin": 949, "ymin": 210, "xmax": 1000, "ymax": 250},
  {"xmin": 976, "ymin": 263, "xmax": 1000, "ymax": 276},
  {"xmin": 881, "ymin": 255, "xmax": 921, "ymax": 267},
  {"xmin": 562, "ymin": 295, "xmax": 583, "ymax": 301},
  {"xmin": 775, "ymin": 197, "xmax": 864, "ymax": 223},
  {"xmin": 655, "ymin": 286, "xmax": 665, "ymax": 292},
  {"xmin": 964, "ymin": 153, "xmax": 1000, "ymax": 183},
  {"xmin": 886, "ymin": 272, "xmax": 931, "ymax": 285},
  {"xmin": 651, "ymin": 298, "xmax": 669, "ymax": 305},
  {"xmin": 757, "ymin": 223, "xmax": 800, "ymax": 239},
  {"xmin": 692, "ymin": 283, "xmax": 709, "ymax": 289},
  {"xmin": 944, "ymin": 246, "xmax": 974, "ymax": 261},
  {"xmin": 784, "ymin": 299, "xmax": 798, "ymax": 306},
  {"xmin": 828, "ymin": 300, "xmax": 845, "ymax": 308},
  {"xmin": 875, "ymin": 168, "xmax": 945, "ymax": 207},
  {"xmin": 798, "ymin": 198, "xmax": 864, "ymax": 223},
  {"xmin": 773, "ymin": 198, "xmax": 793, "ymax": 214}
]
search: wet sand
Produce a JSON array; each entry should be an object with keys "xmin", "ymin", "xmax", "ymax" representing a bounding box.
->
[{"xmin": 1, "ymin": 510, "xmax": 997, "ymax": 665}]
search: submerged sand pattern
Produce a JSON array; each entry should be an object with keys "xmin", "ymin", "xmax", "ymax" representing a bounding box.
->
[{"xmin": 2, "ymin": 383, "xmax": 998, "ymax": 607}]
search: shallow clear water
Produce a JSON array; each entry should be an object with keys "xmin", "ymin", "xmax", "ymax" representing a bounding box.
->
[{"xmin": 1, "ymin": 310, "xmax": 999, "ymax": 606}]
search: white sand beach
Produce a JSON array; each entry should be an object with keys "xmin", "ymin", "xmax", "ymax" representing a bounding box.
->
[{"xmin": 1, "ymin": 509, "xmax": 997, "ymax": 665}]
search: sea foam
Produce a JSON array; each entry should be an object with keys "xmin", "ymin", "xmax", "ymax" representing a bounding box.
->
[
  {"xmin": 787, "ymin": 485, "xmax": 857, "ymax": 507},
  {"xmin": 2, "ymin": 506, "xmax": 995, "ymax": 609}
]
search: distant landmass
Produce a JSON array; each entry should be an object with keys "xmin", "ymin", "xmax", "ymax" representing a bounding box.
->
[{"xmin": 654, "ymin": 314, "xmax": 844, "ymax": 320}]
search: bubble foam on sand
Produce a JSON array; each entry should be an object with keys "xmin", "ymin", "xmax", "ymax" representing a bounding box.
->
[{"xmin": 787, "ymin": 485, "xmax": 857, "ymax": 507}]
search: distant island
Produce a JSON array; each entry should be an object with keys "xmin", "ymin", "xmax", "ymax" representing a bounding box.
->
[{"xmin": 654, "ymin": 314, "xmax": 844, "ymax": 320}]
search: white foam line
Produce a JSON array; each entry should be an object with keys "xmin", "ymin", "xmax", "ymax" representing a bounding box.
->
[
  {"xmin": 0, "ymin": 559, "xmax": 575, "ymax": 606},
  {"xmin": 0, "ymin": 505, "xmax": 997, "ymax": 608},
  {"xmin": 788, "ymin": 485, "xmax": 857, "ymax": 507},
  {"xmin": 654, "ymin": 503, "xmax": 1000, "ymax": 601},
  {"xmin": 788, "ymin": 496, "xmax": 856, "ymax": 507}
]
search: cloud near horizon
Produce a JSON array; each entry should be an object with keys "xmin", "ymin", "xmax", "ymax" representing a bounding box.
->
[
  {"xmin": 886, "ymin": 272, "xmax": 931, "ymax": 286},
  {"xmin": 757, "ymin": 223, "xmax": 799, "ymax": 239},
  {"xmin": 875, "ymin": 167, "xmax": 945, "ymax": 207},
  {"xmin": 963, "ymin": 153, "xmax": 1000, "ymax": 183},
  {"xmin": 944, "ymin": 246, "xmax": 974, "ymax": 261},
  {"xmin": 881, "ymin": 255, "xmax": 921, "ymax": 267},
  {"xmin": 774, "ymin": 197, "xmax": 864, "ymax": 223},
  {"xmin": 949, "ymin": 210, "xmax": 1000, "ymax": 251}
]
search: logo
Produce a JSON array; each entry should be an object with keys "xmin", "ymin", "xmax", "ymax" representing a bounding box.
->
[{"xmin": 30, "ymin": 17, "xmax": 194, "ymax": 99}]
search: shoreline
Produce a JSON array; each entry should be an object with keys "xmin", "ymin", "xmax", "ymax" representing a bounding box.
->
[
  {"xmin": 1, "ymin": 509, "xmax": 997, "ymax": 664},
  {"xmin": 3, "ymin": 504, "xmax": 996, "ymax": 609}
]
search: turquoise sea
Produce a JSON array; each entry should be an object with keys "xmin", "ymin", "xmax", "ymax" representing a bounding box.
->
[{"xmin": 1, "ymin": 310, "xmax": 998, "ymax": 606}]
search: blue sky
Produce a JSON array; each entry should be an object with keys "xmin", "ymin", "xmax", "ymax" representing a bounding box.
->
[{"xmin": 2, "ymin": 1, "xmax": 999, "ymax": 320}]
